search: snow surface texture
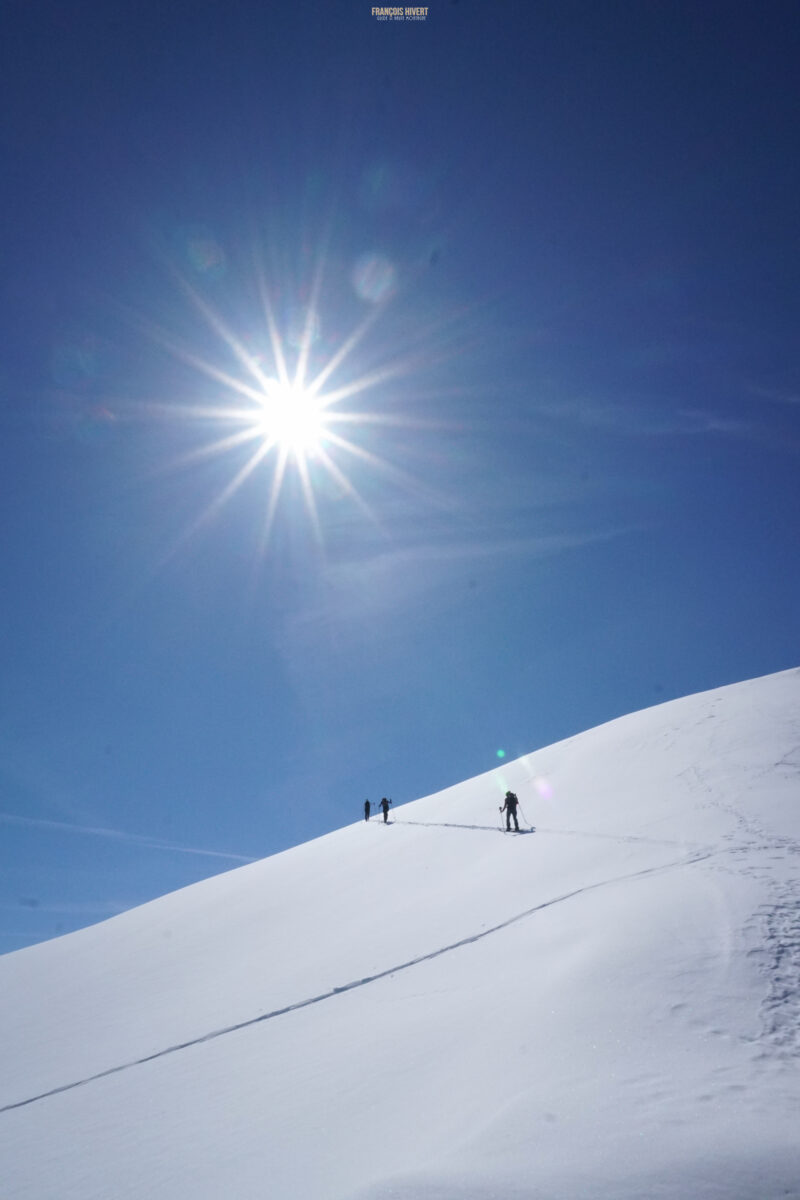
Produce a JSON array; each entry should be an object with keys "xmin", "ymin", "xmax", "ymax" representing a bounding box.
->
[{"xmin": 2, "ymin": 669, "xmax": 799, "ymax": 1199}]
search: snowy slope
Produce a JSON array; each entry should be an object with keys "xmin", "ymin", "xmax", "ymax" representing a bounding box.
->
[{"xmin": 1, "ymin": 669, "xmax": 799, "ymax": 1199}]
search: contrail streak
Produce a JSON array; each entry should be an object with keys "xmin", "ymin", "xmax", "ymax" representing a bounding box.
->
[{"xmin": 0, "ymin": 813, "xmax": 255, "ymax": 863}]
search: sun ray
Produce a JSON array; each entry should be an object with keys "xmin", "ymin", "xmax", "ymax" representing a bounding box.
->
[
  {"xmin": 293, "ymin": 238, "xmax": 329, "ymax": 394},
  {"xmin": 134, "ymin": 314, "xmax": 268, "ymax": 405},
  {"xmin": 295, "ymin": 452, "xmax": 323, "ymax": 544},
  {"xmin": 168, "ymin": 268, "xmax": 275, "ymax": 395},
  {"xmin": 186, "ymin": 438, "xmax": 275, "ymax": 528},
  {"xmin": 155, "ymin": 437, "xmax": 276, "ymax": 569},
  {"xmin": 165, "ymin": 423, "xmax": 266, "ymax": 472},
  {"xmin": 313, "ymin": 445, "xmax": 386, "ymax": 532},
  {"xmin": 254, "ymin": 253, "xmax": 292, "ymax": 389},
  {"xmin": 255, "ymin": 445, "xmax": 292, "ymax": 559},
  {"xmin": 140, "ymin": 399, "xmax": 265, "ymax": 424},
  {"xmin": 307, "ymin": 302, "xmax": 386, "ymax": 396},
  {"xmin": 325, "ymin": 410, "xmax": 463, "ymax": 432},
  {"xmin": 322, "ymin": 428, "xmax": 454, "ymax": 510},
  {"xmin": 313, "ymin": 358, "xmax": 413, "ymax": 409}
]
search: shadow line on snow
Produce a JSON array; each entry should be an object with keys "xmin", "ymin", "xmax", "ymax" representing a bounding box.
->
[
  {"xmin": 399, "ymin": 820, "xmax": 535, "ymax": 834},
  {"xmin": 397, "ymin": 819, "xmax": 695, "ymax": 849},
  {"xmin": 0, "ymin": 847, "xmax": 711, "ymax": 1116}
]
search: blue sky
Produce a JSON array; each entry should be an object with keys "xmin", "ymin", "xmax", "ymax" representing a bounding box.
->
[{"xmin": 2, "ymin": 0, "xmax": 799, "ymax": 951}]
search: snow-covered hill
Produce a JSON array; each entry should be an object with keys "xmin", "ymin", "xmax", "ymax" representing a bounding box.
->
[{"xmin": 2, "ymin": 669, "xmax": 799, "ymax": 1199}]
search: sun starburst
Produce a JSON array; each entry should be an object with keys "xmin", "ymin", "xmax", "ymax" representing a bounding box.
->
[{"xmin": 133, "ymin": 238, "xmax": 459, "ymax": 562}]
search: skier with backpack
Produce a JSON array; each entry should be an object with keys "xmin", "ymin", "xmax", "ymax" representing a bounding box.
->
[
  {"xmin": 379, "ymin": 797, "xmax": 392, "ymax": 823},
  {"xmin": 364, "ymin": 800, "xmax": 371, "ymax": 822},
  {"xmin": 500, "ymin": 790, "xmax": 520, "ymax": 832}
]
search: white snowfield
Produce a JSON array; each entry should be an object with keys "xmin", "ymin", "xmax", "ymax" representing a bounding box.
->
[{"xmin": 2, "ymin": 670, "xmax": 799, "ymax": 1199}]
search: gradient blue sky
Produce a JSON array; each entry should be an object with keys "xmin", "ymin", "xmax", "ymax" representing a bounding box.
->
[{"xmin": 2, "ymin": 1, "xmax": 799, "ymax": 951}]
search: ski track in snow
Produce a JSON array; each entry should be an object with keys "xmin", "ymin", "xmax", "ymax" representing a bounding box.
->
[
  {"xmin": 680, "ymin": 744, "xmax": 800, "ymax": 1060},
  {"xmin": 758, "ymin": 888, "xmax": 800, "ymax": 1056},
  {"xmin": 0, "ymin": 841, "xmax": 713, "ymax": 1117}
]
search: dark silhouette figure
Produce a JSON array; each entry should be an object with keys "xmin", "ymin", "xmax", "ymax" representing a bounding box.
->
[
  {"xmin": 364, "ymin": 800, "xmax": 371, "ymax": 821},
  {"xmin": 380, "ymin": 797, "xmax": 392, "ymax": 823},
  {"xmin": 500, "ymin": 791, "xmax": 520, "ymax": 832}
]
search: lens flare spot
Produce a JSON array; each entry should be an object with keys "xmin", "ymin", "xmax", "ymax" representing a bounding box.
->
[
  {"xmin": 533, "ymin": 776, "xmax": 554, "ymax": 800},
  {"xmin": 496, "ymin": 749, "xmax": 506, "ymax": 760},
  {"xmin": 183, "ymin": 227, "xmax": 227, "ymax": 278},
  {"xmin": 75, "ymin": 404, "xmax": 118, "ymax": 446},
  {"xmin": 359, "ymin": 160, "xmax": 434, "ymax": 216},
  {"xmin": 352, "ymin": 253, "xmax": 397, "ymax": 304}
]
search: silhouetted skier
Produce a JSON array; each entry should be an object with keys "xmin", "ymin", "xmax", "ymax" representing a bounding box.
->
[
  {"xmin": 500, "ymin": 791, "xmax": 520, "ymax": 832},
  {"xmin": 379, "ymin": 797, "xmax": 392, "ymax": 823},
  {"xmin": 364, "ymin": 800, "xmax": 371, "ymax": 822}
]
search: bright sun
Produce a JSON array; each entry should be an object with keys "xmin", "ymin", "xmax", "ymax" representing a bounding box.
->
[{"xmin": 256, "ymin": 380, "xmax": 326, "ymax": 459}]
